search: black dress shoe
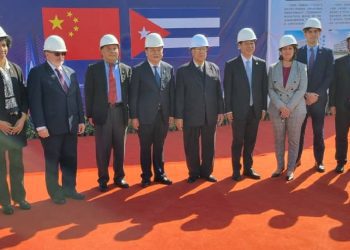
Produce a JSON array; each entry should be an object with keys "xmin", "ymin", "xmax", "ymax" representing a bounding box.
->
[
  {"xmin": 232, "ymin": 175, "xmax": 243, "ymax": 182},
  {"xmin": 18, "ymin": 200, "xmax": 31, "ymax": 210},
  {"xmin": 335, "ymin": 164, "xmax": 344, "ymax": 174},
  {"xmin": 52, "ymin": 197, "xmax": 66, "ymax": 205},
  {"xmin": 2, "ymin": 204, "xmax": 14, "ymax": 215},
  {"xmin": 315, "ymin": 163, "xmax": 325, "ymax": 173},
  {"xmin": 114, "ymin": 179, "xmax": 130, "ymax": 188},
  {"xmin": 141, "ymin": 179, "xmax": 151, "ymax": 188},
  {"xmin": 154, "ymin": 177, "xmax": 173, "ymax": 185},
  {"xmin": 65, "ymin": 191, "xmax": 85, "ymax": 200},
  {"xmin": 99, "ymin": 183, "xmax": 108, "ymax": 192},
  {"xmin": 187, "ymin": 176, "xmax": 199, "ymax": 183},
  {"xmin": 202, "ymin": 175, "xmax": 217, "ymax": 182},
  {"xmin": 243, "ymin": 169, "xmax": 261, "ymax": 180}
]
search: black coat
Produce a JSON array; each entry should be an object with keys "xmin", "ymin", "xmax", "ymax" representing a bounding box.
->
[
  {"xmin": 223, "ymin": 56, "xmax": 268, "ymax": 120},
  {"xmin": 27, "ymin": 62, "xmax": 84, "ymax": 135},
  {"xmin": 129, "ymin": 60, "xmax": 175, "ymax": 124},
  {"xmin": 85, "ymin": 61, "xmax": 131, "ymax": 126},
  {"xmin": 0, "ymin": 62, "xmax": 28, "ymax": 148},
  {"xmin": 329, "ymin": 54, "xmax": 350, "ymax": 112},
  {"xmin": 175, "ymin": 60, "xmax": 224, "ymax": 127}
]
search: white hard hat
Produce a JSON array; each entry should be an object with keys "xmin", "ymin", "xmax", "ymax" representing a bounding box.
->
[
  {"xmin": 279, "ymin": 34, "xmax": 297, "ymax": 49},
  {"xmin": 43, "ymin": 35, "xmax": 67, "ymax": 52},
  {"xmin": 100, "ymin": 34, "xmax": 119, "ymax": 48},
  {"xmin": 190, "ymin": 34, "xmax": 209, "ymax": 48},
  {"xmin": 303, "ymin": 17, "xmax": 322, "ymax": 30},
  {"xmin": 237, "ymin": 28, "xmax": 257, "ymax": 43},
  {"xmin": 145, "ymin": 33, "xmax": 164, "ymax": 48},
  {"xmin": 0, "ymin": 26, "xmax": 8, "ymax": 37}
]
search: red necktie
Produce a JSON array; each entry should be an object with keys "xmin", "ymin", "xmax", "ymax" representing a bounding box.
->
[{"xmin": 108, "ymin": 63, "xmax": 117, "ymax": 103}]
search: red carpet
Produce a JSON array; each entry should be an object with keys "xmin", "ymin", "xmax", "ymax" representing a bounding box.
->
[{"xmin": 1, "ymin": 116, "xmax": 349, "ymax": 249}]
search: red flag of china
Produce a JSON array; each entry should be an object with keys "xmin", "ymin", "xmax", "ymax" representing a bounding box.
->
[{"xmin": 42, "ymin": 8, "xmax": 120, "ymax": 60}]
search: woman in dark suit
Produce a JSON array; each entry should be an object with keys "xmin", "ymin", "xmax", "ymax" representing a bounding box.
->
[
  {"xmin": 268, "ymin": 35, "xmax": 307, "ymax": 181},
  {"xmin": 0, "ymin": 26, "xmax": 31, "ymax": 215}
]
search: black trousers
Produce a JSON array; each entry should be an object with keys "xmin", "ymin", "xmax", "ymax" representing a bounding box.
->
[
  {"xmin": 335, "ymin": 109, "xmax": 350, "ymax": 165},
  {"xmin": 0, "ymin": 147, "xmax": 25, "ymax": 205},
  {"xmin": 138, "ymin": 111, "xmax": 169, "ymax": 181},
  {"xmin": 95, "ymin": 105, "xmax": 127, "ymax": 185},
  {"xmin": 296, "ymin": 98, "xmax": 327, "ymax": 164},
  {"xmin": 183, "ymin": 124, "xmax": 216, "ymax": 178},
  {"xmin": 40, "ymin": 133, "xmax": 77, "ymax": 199},
  {"xmin": 231, "ymin": 107, "xmax": 259, "ymax": 177}
]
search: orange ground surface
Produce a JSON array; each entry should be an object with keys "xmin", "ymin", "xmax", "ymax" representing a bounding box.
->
[{"xmin": 0, "ymin": 116, "xmax": 349, "ymax": 250}]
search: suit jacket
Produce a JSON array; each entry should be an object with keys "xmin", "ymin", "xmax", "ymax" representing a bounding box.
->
[
  {"xmin": 175, "ymin": 60, "xmax": 224, "ymax": 127},
  {"xmin": 223, "ymin": 55, "xmax": 268, "ymax": 120},
  {"xmin": 0, "ymin": 61, "xmax": 28, "ymax": 148},
  {"xmin": 27, "ymin": 62, "xmax": 84, "ymax": 135},
  {"xmin": 329, "ymin": 54, "xmax": 350, "ymax": 112},
  {"xmin": 296, "ymin": 46, "xmax": 333, "ymax": 100},
  {"xmin": 85, "ymin": 61, "xmax": 131, "ymax": 126},
  {"xmin": 129, "ymin": 60, "xmax": 175, "ymax": 124},
  {"xmin": 268, "ymin": 60, "xmax": 307, "ymax": 119}
]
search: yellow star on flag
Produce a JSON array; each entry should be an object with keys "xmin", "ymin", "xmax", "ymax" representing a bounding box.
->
[
  {"xmin": 73, "ymin": 26, "xmax": 79, "ymax": 31},
  {"xmin": 73, "ymin": 17, "xmax": 79, "ymax": 23},
  {"xmin": 67, "ymin": 11, "xmax": 73, "ymax": 18},
  {"xmin": 49, "ymin": 15, "xmax": 64, "ymax": 30},
  {"xmin": 68, "ymin": 32, "xmax": 74, "ymax": 37}
]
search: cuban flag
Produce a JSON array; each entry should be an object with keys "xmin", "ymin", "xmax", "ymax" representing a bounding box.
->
[{"xmin": 129, "ymin": 8, "xmax": 220, "ymax": 58}]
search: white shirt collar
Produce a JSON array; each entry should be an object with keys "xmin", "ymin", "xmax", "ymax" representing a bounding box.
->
[
  {"xmin": 241, "ymin": 54, "xmax": 253, "ymax": 63},
  {"xmin": 148, "ymin": 60, "xmax": 161, "ymax": 68},
  {"xmin": 47, "ymin": 60, "xmax": 62, "ymax": 71},
  {"xmin": 193, "ymin": 61, "xmax": 205, "ymax": 68}
]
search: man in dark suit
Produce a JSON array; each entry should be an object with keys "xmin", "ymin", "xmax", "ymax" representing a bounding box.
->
[
  {"xmin": 296, "ymin": 18, "xmax": 334, "ymax": 172},
  {"xmin": 85, "ymin": 34, "xmax": 131, "ymax": 192},
  {"xmin": 27, "ymin": 35, "xmax": 85, "ymax": 204},
  {"xmin": 223, "ymin": 28, "xmax": 268, "ymax": 181},
  {"xmin": 129, "ymin": 33, "xmax": 174, "ymax": 187},
  {"xmin": 175, "ymin": 34, "xmax": 224, "ymax": 183},
  {"xmin": 329, "ymin": 33, "xmax": 350, "ymax": 174}
]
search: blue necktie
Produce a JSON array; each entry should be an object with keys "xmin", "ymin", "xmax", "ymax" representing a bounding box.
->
[
  {"xmin": 309, "ymin": 47, "xmax": 315, "ymax": 70},
  {"xmin": 245, "ymin": 60, "xmax": 253, "ymax": 106},
  {"xmin": 154, "ymin": 66, "xmax": 161, "ymax": 88}
]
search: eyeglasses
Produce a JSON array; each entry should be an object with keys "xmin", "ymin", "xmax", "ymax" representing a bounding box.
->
[{"xmin": 49, "ymin": 51, "xmax": 66, "ymax": 56}]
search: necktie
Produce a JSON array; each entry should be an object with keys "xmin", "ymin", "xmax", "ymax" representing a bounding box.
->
[
  {"xmin": 108, "ymin": 63, "xmax": 117, "ymax": 103},
  {"xmin": 154, "ymin": 66, "xmax": 161, "ymax": 88},
  {"xmin": 309, "ymin": 47, "xmax": 315, "ymax": 71},
  {"xmin": 55, "ymin": 68, "xmax": 68, "ymax": 93},
  {"xmin": 245, "ymin": 60, "xmax": 253, "ymax": 106}
]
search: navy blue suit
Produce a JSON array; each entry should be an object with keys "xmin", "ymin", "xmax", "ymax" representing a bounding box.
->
[
  {"xmin": 129, "ymin": 60, "xmax": 175, "ymax": 181},
  {"xmin": 296, "ymin": 46, "xmax": 334, "ymax": 165},
  {"xmin": 27, "ymin": 62, "xmax": 84, "ymax": 199}
]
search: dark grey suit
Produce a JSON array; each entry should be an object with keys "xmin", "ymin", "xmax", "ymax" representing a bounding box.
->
[
  {"xmin": 176, "ymin": 60, "xmax": 224, "ymax": 178},
  {"xmin": 129, "ymin": 60, "xmax": 175, "ymax": 181},
  {"xmin": 223, "ymin": 55, "xmax": 268, "ymax": 178},
  {"xmin": 27, "ymin": 62, "xmax": 84, "ymax": 199},
  {"xmin": 85, "ymin": 61, "xmax": 131, "ymax": 185},
  {"xmin": 329, "ymin": 54, "xmax": 350, "ymax": 166}
]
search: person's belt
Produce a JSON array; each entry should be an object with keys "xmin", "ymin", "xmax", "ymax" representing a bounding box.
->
[{"xmin": 109, "ymin": 102, "xmax": 124, "ymax": 107}]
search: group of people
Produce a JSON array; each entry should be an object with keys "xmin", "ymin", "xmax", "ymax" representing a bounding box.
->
[{"xmin": 0, "ymin": 17, "xmax": 349, "ymax": 216}]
